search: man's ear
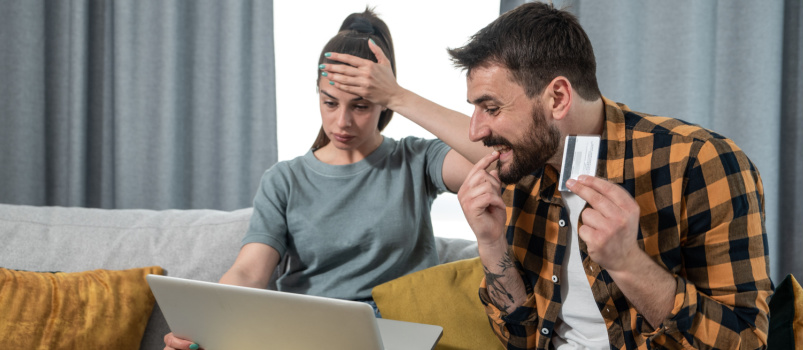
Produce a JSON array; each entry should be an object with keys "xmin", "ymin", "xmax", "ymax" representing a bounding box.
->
[{"xmin": 544, "ymin": 76, "xmax": 572, "ymax": 121}]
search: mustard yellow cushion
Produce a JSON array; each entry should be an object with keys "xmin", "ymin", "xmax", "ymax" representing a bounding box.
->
[
  {"xmin": 0, "ymin": 266, "xmax": 164, "ymax": 350},
  {"xmin": 372, "ymin": 257, "xmax": 503, "ymax": 350}
]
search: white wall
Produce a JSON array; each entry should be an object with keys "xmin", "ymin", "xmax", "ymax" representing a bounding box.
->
[{"xmin": 273, "ymin": 1, "xmax": 499, "ymax": 240}]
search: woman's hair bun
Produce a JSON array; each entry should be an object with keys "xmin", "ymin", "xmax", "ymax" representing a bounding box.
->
[{"xmin": 348, "ymin": 17, "xmax": 375, "ymax": 34}]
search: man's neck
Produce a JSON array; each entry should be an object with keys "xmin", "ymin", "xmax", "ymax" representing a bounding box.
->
[
  {"xmin": 572, "ymin": 97, "xmax": 606, "ymax": 136},
  {"xmin": 547, "ymin": 97, "xmax": 606, "ymax": 170}
]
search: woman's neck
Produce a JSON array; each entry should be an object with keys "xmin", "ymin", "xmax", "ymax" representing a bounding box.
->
[{"xmin": 313, "ymin": 134, "xmax": 384, "ymax": 165}]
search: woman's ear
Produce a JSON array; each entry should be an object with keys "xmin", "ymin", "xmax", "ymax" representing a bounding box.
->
[{"xmin": 545, "ymin": 76, "xmax": 572, "ymax": 121}]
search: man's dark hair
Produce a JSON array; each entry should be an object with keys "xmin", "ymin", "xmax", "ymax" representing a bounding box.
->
[
  {"xmin": 448, "ymin": 2, "xmax": 600, "ymax": 101},
  {"xmin": 313, "ymin": 7, "xmax": 396, "ymax": 150}
]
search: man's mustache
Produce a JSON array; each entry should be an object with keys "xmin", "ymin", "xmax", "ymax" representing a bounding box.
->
[{"xmin": 482, "ymin": 136, "xmax": 513, "ymax": 149}]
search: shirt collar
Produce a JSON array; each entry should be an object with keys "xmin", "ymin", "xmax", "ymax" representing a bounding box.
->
[
  {"xmin": 534, "ymin": 166, "xmax": 563, "ymax": 205},
  {"xmin": 600, "ymin": 96, "xmax": 628, "ymax": 184}
]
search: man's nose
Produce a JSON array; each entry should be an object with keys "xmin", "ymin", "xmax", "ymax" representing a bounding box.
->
[{"xmin": 468, "ymin": 107, "xmax": 490, "ymax": 142}]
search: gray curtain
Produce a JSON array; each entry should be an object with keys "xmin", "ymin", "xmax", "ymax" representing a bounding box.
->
[
  {"xmin": 0, "ymin": 0, "xmax": 277, "ymax": 211},
  {"xmin": 502, "ymin": 1, "xmax": 802, "ymax": 284}
]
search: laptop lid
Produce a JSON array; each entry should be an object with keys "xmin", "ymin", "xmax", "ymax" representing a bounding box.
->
[{"xmin": 147, "ymin": 274, "xmax": 442, "ymax": 350}]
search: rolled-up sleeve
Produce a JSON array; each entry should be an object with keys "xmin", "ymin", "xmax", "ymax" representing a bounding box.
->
[{"xmin": 479, "ymin": 277, "xmax": 542, "ymax": 350}]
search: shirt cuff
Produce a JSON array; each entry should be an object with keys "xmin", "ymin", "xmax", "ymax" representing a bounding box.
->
[
  {"xmin": 641, "ymin": 274, "xmax": 695, "ymax": 341},
  {"xmin": 241, "ymin": 234, "xmax": 286, "ymax": 258}
]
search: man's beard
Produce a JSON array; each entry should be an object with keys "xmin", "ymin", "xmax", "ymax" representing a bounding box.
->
[{"xmin": 483, "ymin": 107, "xmax": 561, "ymax": 184}]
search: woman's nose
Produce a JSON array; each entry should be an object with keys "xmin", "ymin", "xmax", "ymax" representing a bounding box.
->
[{"xmin": 336, "ymin": 109, "xmax": 353, "ymax": 128}]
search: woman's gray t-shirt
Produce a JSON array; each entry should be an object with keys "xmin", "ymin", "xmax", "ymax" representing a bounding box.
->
[{"xmin": 242, "ymin": 136, "xmax": 451, "ymax": 300}]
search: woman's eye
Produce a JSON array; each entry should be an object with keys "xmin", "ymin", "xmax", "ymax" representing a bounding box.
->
[
  {"xmin": 323, "ymin": 101, "xmax": 337, "ymax": 108},
  {"xmin": 354, "ymin": 105, "xmax": 369, "ymax": 110}
]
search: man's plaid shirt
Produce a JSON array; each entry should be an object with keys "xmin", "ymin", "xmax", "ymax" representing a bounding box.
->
[{"xmin": 479, "ymin": 98, "xmax": 773, "ymax": 349}]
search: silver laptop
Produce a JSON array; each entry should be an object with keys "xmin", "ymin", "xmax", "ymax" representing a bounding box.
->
[{"xmin": 147, "ymin": 274, "xmax": 443, "ymax": 350}]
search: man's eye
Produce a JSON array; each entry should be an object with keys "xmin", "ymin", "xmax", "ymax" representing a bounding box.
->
[{"xmin": 485, "ymin": 107, "xmax": 500, "ymax": 115}]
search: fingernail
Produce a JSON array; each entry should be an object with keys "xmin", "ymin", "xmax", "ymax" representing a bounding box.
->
[
  {"xmin": 321, "ymin": 71, "xmax": 328, "ymax": 77},
  {"xmin": 324, "ymin": 52, "xmax": 331, "ymax": 57},
  {"xmin": 566, "ymin": 179, "xmax": 576, "ymax": 188},
  {"xmin": 189, "ymin": 343, "xmax": 199, "ymax": 350},
  {"xmin": 329, "ymin": 81, "xmax": 334, "ymax": 85},
  {"xmin": 369, "ymin": 38, "xmax": 376, "ymax": 45},
  {"xmin": 492, "ymin": 151, "xmax": 499, "ymax": 156},
  {"xmin": 318, "ymin": 64, "xmax": 326, "ymax": 69}
]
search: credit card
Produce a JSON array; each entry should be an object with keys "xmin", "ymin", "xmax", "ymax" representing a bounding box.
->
[{"xmin": 558, "ymin": 135, "xmax": 601, "ymax": 192}]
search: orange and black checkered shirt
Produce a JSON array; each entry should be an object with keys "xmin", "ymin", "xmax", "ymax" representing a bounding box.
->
[{"xmin": 479, "ymin": 98, "xmax": 773, "ymax": 349}]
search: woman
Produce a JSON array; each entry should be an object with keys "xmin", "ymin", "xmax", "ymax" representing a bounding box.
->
[{"xmin": 165, "ymin": 8, "xmax": 487, "ymax": 350}]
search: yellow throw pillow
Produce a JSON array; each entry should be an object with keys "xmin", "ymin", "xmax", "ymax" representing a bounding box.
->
[
  {"xmin": 0, "ymin": 266, "xmax": 164, "ymax": 350},
  {"xmin": 372, "ymin": 257, "xmax": 503, "ymax": 350}
]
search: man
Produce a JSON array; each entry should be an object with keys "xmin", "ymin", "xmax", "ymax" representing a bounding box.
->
[{"xmin": 453, "ymin": 3, "xmax": 773, "ymax": 349}]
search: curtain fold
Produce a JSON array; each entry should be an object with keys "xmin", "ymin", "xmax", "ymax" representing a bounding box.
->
[
  {"xmin": 501, "ymin": 0, "xmax": 802, "ymax": 285},
  {"xmin": 0, "ymin": 0, "xmax": 277, "ymax": 211},
  {"xmin": 778, "ymin": 0, "xmax": 803, "ymax": 288}
]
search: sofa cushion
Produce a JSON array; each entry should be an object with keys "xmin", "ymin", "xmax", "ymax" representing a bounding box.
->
[
  {"xmin": 434, "ymin": 236, "xmax": 478, "ymax": 264},
  {"xmin": 0, "ymin": 266, "xmax": 164, "ymax": 349},
  {"xmin": 372, "ymin": 257, "xmax": 502, "ymax": 350}
]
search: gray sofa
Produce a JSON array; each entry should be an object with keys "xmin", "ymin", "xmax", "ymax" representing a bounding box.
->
[{"xmin": 0, "ymin": 203, "xmax": 479, "ymax": 349}]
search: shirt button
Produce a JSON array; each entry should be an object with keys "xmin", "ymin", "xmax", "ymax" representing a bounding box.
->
[
  {"xmin": 552, "ymin": 275, "xmax": 559, "ymax": 283},
  {"xmin": 541, "ymin": 328, "xmax": 549, "ymax": 335},
  {"xmin": 559, "ymin": 219, "xmax": 566, "ymax": 227}
]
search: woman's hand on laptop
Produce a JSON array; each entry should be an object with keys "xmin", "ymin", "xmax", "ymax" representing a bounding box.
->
[{"xmin": 164, "ymin": 332, "xmax": 201, "ymax": 350}]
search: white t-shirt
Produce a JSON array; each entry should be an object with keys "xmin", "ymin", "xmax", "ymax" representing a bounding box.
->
[{"xmin": 552, "ymin": 191, "xmax": 609, "ymax": 349}]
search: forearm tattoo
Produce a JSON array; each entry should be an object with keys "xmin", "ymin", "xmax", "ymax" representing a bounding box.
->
[{"xmin": 484, "ymin": 249, "xmax": 517, "ymax": 313}]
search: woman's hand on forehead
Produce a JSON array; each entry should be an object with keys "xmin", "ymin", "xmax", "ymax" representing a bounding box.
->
[{"xmin": 319, "ymin": 40, "xmax": 400, "ymax": 108}]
